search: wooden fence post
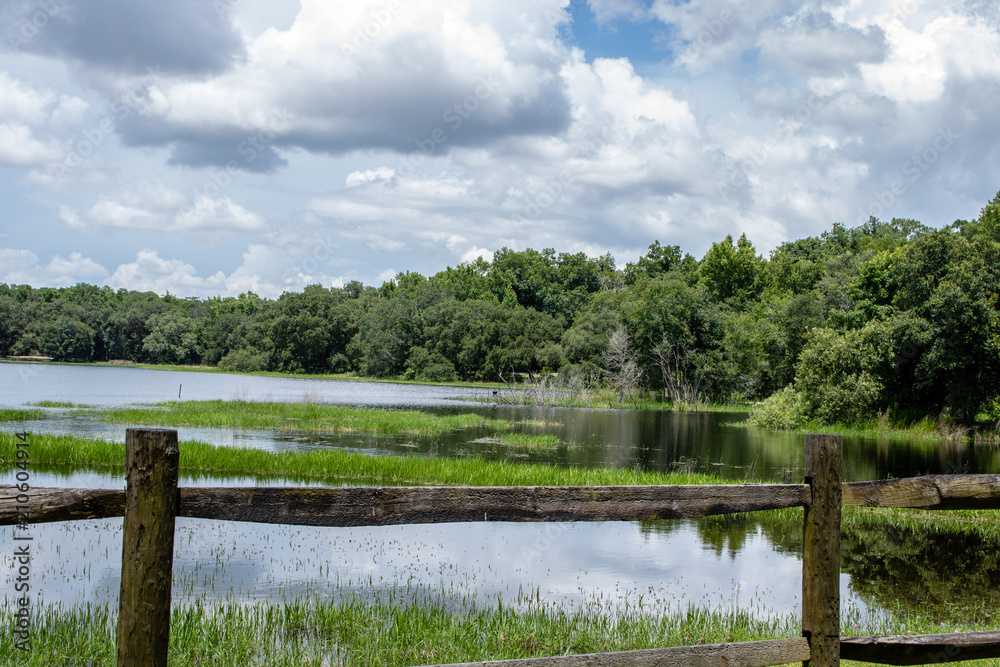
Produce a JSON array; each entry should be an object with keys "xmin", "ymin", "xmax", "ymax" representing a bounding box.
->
[
  {"xmin": 117, "ymin": 428, "xmax": 179, "ymax": 667},
  {"xmin": 802, "ymin": 433, "xmax": 842, "ymax": 666}
]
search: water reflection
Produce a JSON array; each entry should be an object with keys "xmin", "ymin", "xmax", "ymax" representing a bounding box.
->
[
  {"xmin": 12, "ymin": 408, "xmax": 999, "ymax": 484},
  {"xmin": 0, "ymin": 516, "xmax": 824, "ymax": 619},
  {"xmin": 3, "ymin": 362, "xmax": 999, "ymax": 626},
  {"xmin": 841, "ymin": 520, "xmax": 1000, "ymax": 625},
  {"xmin": 4, "ymin": 471, "xmax": 996, "ymax": 627}
]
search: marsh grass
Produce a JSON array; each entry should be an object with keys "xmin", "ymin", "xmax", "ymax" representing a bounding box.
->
[
  {"xmin": 0, "ymin": 408, "xmax": 44, "ymax": 422},
  {"xmin": 3, "ymin": 594, "xmax": 997, "ymax": 667},
  {"xmin": 0, "ymin": 432, "xmax": 722, "ymax": 487},
  {"xmin": 477, "ymin": 433, "xmax": 564, "ymax": 449},
  {"xmin": 86, "ymin": 400, "xmax": 511, "ymax": 435},
  {"xmin": 26, "ymin": 401, "xmax": 93, "ymax": 408},
  {"xmin": 744, "ymin": 407, "xmax": 1000, "ymax": 446}
]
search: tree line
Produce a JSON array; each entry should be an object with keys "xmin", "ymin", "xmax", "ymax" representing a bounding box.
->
[{"xmin": 4, "ymin": 190, "xmax": 1000, "ymax": 426}]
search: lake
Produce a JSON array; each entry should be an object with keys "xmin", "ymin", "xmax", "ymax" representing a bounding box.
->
[{"xmin": 1, "ymin": 361, "xmax": 998, "ymax": 625}]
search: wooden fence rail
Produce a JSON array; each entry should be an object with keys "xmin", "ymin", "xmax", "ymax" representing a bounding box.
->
[{"xmin": 3, "ymin": 429, "xmax": 1000, "ymax": 666}]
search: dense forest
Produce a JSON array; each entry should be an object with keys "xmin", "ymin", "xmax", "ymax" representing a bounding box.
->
[{"xmin": 4, "ymin": 191, "xmax": 1000, "ymax": 426}]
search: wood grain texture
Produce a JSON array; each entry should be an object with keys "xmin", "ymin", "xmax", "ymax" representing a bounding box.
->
[
  {"xmin": 0, "ymin": 484, "xmax": 811, "ymax": 526},
  {"xmin": 841, "ymin": 631, "xmax": 1000, "ymax": 664},
  {"xmin": 177, "ymin": 484, "xmax": 811, "ymax": 525},
  {"xmin": 116, "ymin": 428, "xmax": 179, "ymax": 667},
  {"xmin": 801, "ymin": 434, "xmax": 842, "ymax": 667},
  {"xmin": 421, "ymin": 637, "xmax": 811, "ymax": 666},
  {"xmin": 8, "ymin": 473, "xmax": 997, "ymax": 526},
  {"xmin": 0, "ymin": 485, "xmax": 125, "ymax": 524},
  {"xmin": 843, "ymin": 474, "xmax": 1000, "ymax": 509}
]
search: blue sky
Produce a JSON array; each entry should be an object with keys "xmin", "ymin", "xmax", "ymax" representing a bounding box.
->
[{"xmin": 1, "ymin": 0, "xmax": 998, "ymax": 297}]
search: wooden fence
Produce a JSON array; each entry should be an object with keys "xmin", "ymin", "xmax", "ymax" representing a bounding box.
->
[{"xmin": 3, "ymin": 429, "xmax": 1000, "ymax": 666}]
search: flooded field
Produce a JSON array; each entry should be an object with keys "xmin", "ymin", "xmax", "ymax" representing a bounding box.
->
[{"xmin": 2, "ymin": 362, "xmax": 999, "ymax": 629}]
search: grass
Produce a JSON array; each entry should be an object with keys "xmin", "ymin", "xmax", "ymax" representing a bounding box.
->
[
  {"xmin": 794, "ymin": 415, "xmax": 979, "ymax": 444},
  {"xmin": 2, "ymin": 593, "xmax": 997, "ymax": 667},
  {"xmin": 479, "ymin": 433, "xmax": 564, "ymax": 449},
  {"xmin": 0, "ymin": 432, "xmax": 724, "ymax": 487},
  {"xmin": 85, "ymin": 400, "xmax": 512, "ymax": 436},
  {"xmin": 26, "ymin": 401, "xmax": 93, "ymax": 408},
  {"xmin": 739, "ymin": 411, "xmax": 1000, "ymax": 446},
  {"xmin": 0, "ymin": 408, "xmax": 44, "ymax": 422}
]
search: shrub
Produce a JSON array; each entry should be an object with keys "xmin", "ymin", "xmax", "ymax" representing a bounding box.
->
[
  {"xmin": 218, "ymin": 348, "xmax": 270, "ymax": 373},
  {"xmin": 795, "ymin": 328, "xmax": 882, "ymax": 424},
  {"xmin": 747, "ymin": 386, "xmax": 808, "ymax": 430}
]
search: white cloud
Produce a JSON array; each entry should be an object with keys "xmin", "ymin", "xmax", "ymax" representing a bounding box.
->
[
  {"xmin": 101, "ymin": 0, "xmax": 574, "ymax": 165},
  {"xmin": 460, "ymin": 246, "xmax": 494, "ymax": 263},
  {"xmin": 58, "ymin": 186, "xmax": 265, "ymax": 233},
  {"xmin": 345, "ymin": 166, "xmax": 395, "ymax": 187},
  {"xmin": 102, "ymin": 245, "xmax": 345, "ymax": 298},
  {"xmin": 860, "ymin": 12, "xmax": 1000, "ymax": 105},
  {"xmin": 2, "ymin": 0, "xmax": 999, "ymax": 295},
  {"xmin": 0, "ymin": 72, "xmax": 54, "ymax": 121},
  {"xmin": 0, "ymin": 248, "xmax": 109, "ymax": 286},
  {"xmin": 49, "ymin": 95, "xmax": 91, "ymax": 125},
  {"xmin": 0, "ymin": 122, "xmax": 63, "ymax": 166},
  {"xmin": 173, "ymin": 196, "xmax": 266, "ymax": 231},
  {"xmin": 0, "ymin": 74, "xmax": 85, "ymax": 167},
  {"xmin": 376, "ymin": 268, "xmax": 398, "ymax": 285}
]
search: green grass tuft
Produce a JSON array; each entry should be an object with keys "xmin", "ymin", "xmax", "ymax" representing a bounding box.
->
[
  {"xmin": 2, "ymin": 595, "xmax": 997, "ymax": 667},
  {"xmin": 27, "ymin": 400, "xmax": 94, "ymax": 408},
  {"xmin": 0, "ymin": 432, "xmax": 724, "ymax": 487},
  {"xmin": 0, "ymin": 408, "xmax": 44, "ymax": 422},
  {"xmin": 482, "ymin": 433, "xmax": 564, "ymax": 448},
  {"xmin": 86, "ymin": 399, "xmax": 511, "ymax": 436}
]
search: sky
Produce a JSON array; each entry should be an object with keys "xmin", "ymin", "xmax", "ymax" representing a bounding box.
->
[{"xmin": 0, "ymin": 0, "xmax": 998, "ymax": 298}]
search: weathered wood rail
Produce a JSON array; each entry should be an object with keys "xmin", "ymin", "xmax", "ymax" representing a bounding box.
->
[
  {"xmin": 2, "ymin": 429, "xmax": 999, "ymax": 666},
  {"xmin": 1, "ymin": 483, "xmax": 813, "ymax": 526}
]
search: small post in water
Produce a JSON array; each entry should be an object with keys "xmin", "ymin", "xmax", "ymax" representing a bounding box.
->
[
  {"xmin": 117, "ymin": 428, "xmax": 179, "ymax": 667},
  {"xmin": 801, "ymin": 433, "xmax": 843, "ymax": 666}
]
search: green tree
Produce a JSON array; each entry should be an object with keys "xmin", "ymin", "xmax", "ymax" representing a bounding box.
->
[
  {"xmin": 699, "ymin": 233, "xmax": 763, "ymax": 303},
  {"xmin": 48, "ymin": 317, "xmax": 95, "ymax": 362},
  {"xmin": 793, "ymin": 327, "xmax": 882, "ymax": 424},
  {"xmin": 142, "ymin": 311, "xmax": 201, "ymax": 364}
]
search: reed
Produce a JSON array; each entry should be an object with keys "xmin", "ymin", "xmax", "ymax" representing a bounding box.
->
[
  {"xmin": 0, "ymin": 432, "xmax": 722, "ymax": 487},
  {"xmin": 0, "ymin": 408, "xmax": 44, "ymax": 422},
  {"xmin": 86, "ymin": 400, "xmax": 511, "ymax": 435},
  {"xmin": 27, "ymin": 400, "xmax": 93, "ymax": 408},
  {"xmin": 1, "ymin": 593, "xmax": 996, "ymax": 667}
]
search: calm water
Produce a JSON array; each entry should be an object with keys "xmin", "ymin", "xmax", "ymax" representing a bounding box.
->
[
  {"xmin": 1, "ymin": 362, "xmax": 998, "ymax": 624},
  {"xmin": 3, "ymin": 362, "xmax": 996, "ymax": 482}
]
